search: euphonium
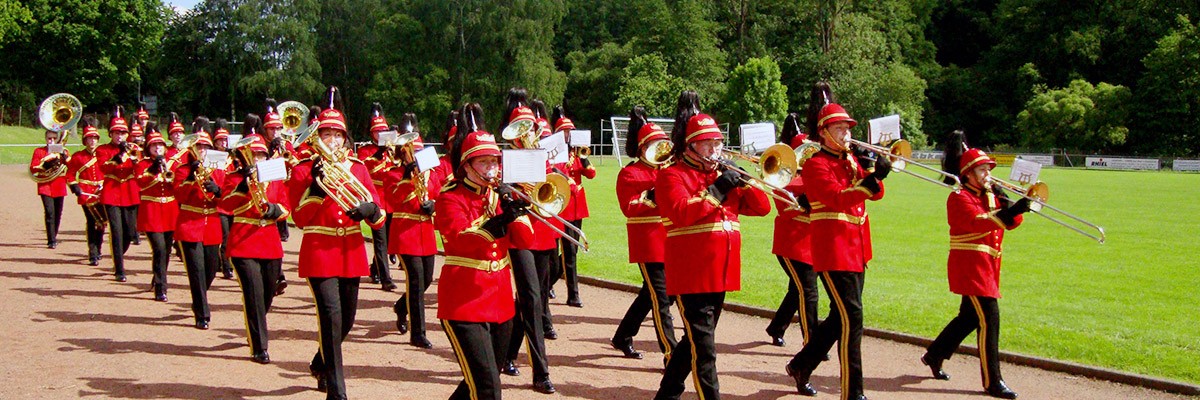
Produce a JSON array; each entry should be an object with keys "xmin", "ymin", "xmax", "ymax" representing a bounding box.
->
[
  {"xmin": 298, "ymin": 125, "xmax": 374, "ymax": 212},
  {"xmin": 232, "ymin": 136, "xmax": 270, "ymax": 213}
]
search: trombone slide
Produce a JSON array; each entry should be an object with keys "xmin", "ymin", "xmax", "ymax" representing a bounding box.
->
[
  {"xmin": 987, "ymin": 177, "xmax": 1106, "ymax": 243},
  {"xmin": 506, "ymin": 186, "xmax": 590, "ymax": 252},
  {"xmin": 845, "ymin": 138, "xmax": 962, "ymax": 190}
]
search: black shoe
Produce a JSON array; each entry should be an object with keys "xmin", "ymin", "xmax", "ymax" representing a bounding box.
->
[
  {"xmin": 533, "ymin": 379, "xmax": 556, "ymax": 394},
  {"xmin": 395, "ymin": 295, "xmax": 409, "ymax": 334},
  {"xmin": 132, "ymin": 237, "xmax": 140, "ymax": 245},
  {"xmin": 500, "ymin": 360, "xmax": 520, "ymax": 376},
  {"xmin": 850, "ymin": 396, "xmax": 869, "ymax": 400},
  {"xmin": 770, "ymin": 335, "xmax": 786, "ymax": 347},
  {"xmin": 370, "ymin": 274, "xmax": 380, "ymax": 284},
  {"xmin": 986, "ymin": 381, "xmax": 1018, "ymax": 399},
  {"xmin": 222, "ymin": 270, "xmax": 233, "ymax": 279},
  {"xmin": 280, "ymin": 235, "xmax": 289, "ymax": 242},
  {"xmin": 921, "ymin": 353, "xmax": 950, "ymax": 380},
  {"xmin": 547, "ymin": 289, "xmax": 556, "ymax": 299},
  {"xmin": 823, "ymin": 353, "xmax": 830, "ymax": 361},
  {"xmin": 382, "ymin": 282, "xmax": 397, "ymax": 291},
  {"xmin": 610, "ymin": 338, "xmax": 643, "ymax": 359},
  {"xmin": 154, "ymin": 285, "xmax": 167, "ymax": 302},
  {"xmin": 115, "ymin": 274, "xmax": 127, "ymax": 282},
  {"xmin": 274, "ymin": 279, "xmax": 287, "ymax": 296},
  {"xmin": 252, "ymin": 351, "xmax": 271, "ymax": 364},
  {"xmin": 786, "ymin": 363, "xmax": 817, "ymax": 396},
  {"xmin": 195, "ymin": 319, "xmax": 209, "ymax": 330},
  {"xmin": 89, "ymin": 258, "xmax": 99, "ymax": 266},
  {"xmin": 410, "ymin": 336, "xmax": 433, "ymax": 349},
  {"xmin": 544, "ymin": 328, "xmax": 558, "ymax": 340},
  {"xmin": 389, "ymin": 255, "xmax": 397, "ymax": 264},
  {"xmin": 48, "ymin": 241, "xmax": 57, "ymax": 249},
  {"xmin": 310, "ymin": 364, "xmax": 327, "ymax": 392},
  {"xmin": 567, "ymin": 298, "xmax": 583, "ymax": 308}
]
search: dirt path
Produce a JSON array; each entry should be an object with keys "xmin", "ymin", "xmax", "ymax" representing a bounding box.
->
[{"xmin": 0, "ymin": 165, "xmax": 1188, "ymax": 399}]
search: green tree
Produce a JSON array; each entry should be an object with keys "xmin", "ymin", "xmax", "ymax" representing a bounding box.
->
[
  {"xmin": 562, "ymin": 42, "xmax": 634, "ymax": 129},
  {"xmin": 723, "ymin": 56, "xmax": 788, "ymax": 126},
  {"xmin": 1133, "ymin": 15, "xmax": 1200, "ymax": 156},
  {"xmin": 614, "ymin": 53, "xmax": 685, "ymax": 117},
  {"xmin": 629, "ymin": 0, "xmax": 727, "ymax": 109},
  {"xmin": 1016, "ymin": 79, "xmax": 1131, "ymax": 152},
  {"xmin": 0, "ymin": 0, "xmax": 32, "ymax": 45}
]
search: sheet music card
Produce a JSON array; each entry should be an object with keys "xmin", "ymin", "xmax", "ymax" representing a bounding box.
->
[
  {"xmin": 539, "ymin": 132, "xmax": 569, "ymax": 164},
  {"xmin": 414, "ymin": 146, "xmax": 439, "ymax": 172},
  {"xmin": 48, "ymin": 144, "xmax": 65, "ymax": 154},
  {"xmin": 203, "ymin": 150, "xmax": 228, "ymax": 169},
  {"xmin": 226, "ymin": 134, "xmax": 243, "ymax": 146},
  {"xmin": 502, "ymin": 149, "xmax": 547, "ymax": 183},
  {"xmin": 376, "ymin": 130, "xmax": 398, "ymax": 146},
  {"xmin": 569, "ymin": 130, "xmax": 592, "ymax": 147},
  {"xmin": 739, "ymin": 123, "xmax": 776, "ymax": 154},
  {"xmin": 256, "ymin": 158, "xmax": 288, "ymax": 182},
  {"xmin": 868, "ymin": 115, "xmax": 902, "ymax": 144},
  {"xmin": 1009, "ymin": 158, "xmax": 1043, "ymax": 185}
]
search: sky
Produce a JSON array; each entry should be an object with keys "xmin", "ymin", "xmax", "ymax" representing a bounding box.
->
[{"xmin": 164, "ymin": 0, "xmax": 201, "ymax": 12}]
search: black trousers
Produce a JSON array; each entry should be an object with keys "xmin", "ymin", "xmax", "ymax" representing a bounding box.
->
[
  {"xmin": 233, "ymin": 257, "xmax": 281, "ymax": 355},
  {"xmin": 370, "ymin": 216, "xmax": 393, "ymax": 284},
  {"xmin": 926, "ymin": 295, "xmax": 1003, "ymax": 389},
  {"xmin": 559, "ymin": 219, "xmax": 583, "ymax": 300},
  {"xmin": 443, "ymin": 319, "xmax": 513, "ymax": 400},
  {"xmin": 219, "ymin": 214, "xmax": 234, "ymax": 274},
  {"xmin": 309, "ymin": 277, "xmax": 361, "ymax": 399},
  {"xmin": 656, "ymin": 291, "xmax": 725, "ymax": 400},
  {"xmin": 767, "ymin": 257, "xmax": 820, "ymax": 343},
  {"xmin": 506, "ymin": 248, "xmax": 550, "ymax": 381},
  {"xmin": 105, "ymin": 205, "xmax": 137, "ymax": 275},
  {"xmin": 614, "ymin": 262, "xmax": 677, "ymax": 356},
  {"xmin": 81, "ymin": 205, "xmax": 105, "ymax": 261},
  {"xmin": 40, "ymin": 195, "xmax": 64, "ymax": 245},
  {"xmin": 789, "ymin": 270, "xmax": 866, "ymax": 399},
  {"xmin": 146, "ymin": 231, "xmax": 174, "ymax": 289},
  {"xmin": 181, "ymin": 241, "xmax": 220, "ymax": 322},
  {"xmin": 532, "ymin": 249, "xmax": 557, "ymax": 333},
  {"xmin": 395, "ymin": 254, "xmax": 435, "ymax": 339}
]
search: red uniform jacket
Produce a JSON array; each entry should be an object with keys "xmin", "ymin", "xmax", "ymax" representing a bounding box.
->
[
  {"xmin": 66, "ymin": 149, "xmax": 103, "ymax": 205},
  {"xmin": 802, "ymin": 148, "xmax": 884, "ymax": 273},
  {"xmin": 656, "ymin": 156, "xmax": 771, "ymax": 295},
  {"xmin": 173, "ymin": 162, "xmax": 226, "ymax": 245},
  {"xmin": 556, "ymin": 156, "xmax": 595, "ymax": 221},
  {"xmin": 287, "ymin": 157, "xmax": 385, "ymax": 278},
  {"xmin": 946, "ymin": 186, "xmax": 1023, "ymax": 298},
  {"xmin": 95, "ymin": 143, "xmax": 140, "ymax": 207},
  {"xmin": 617, "ymin": 160, "xmax": 665, "ymax": 263},
  {"xmin": 220, "ymin": 172, "xmax": 290, "ymax": 259},
  {"xmin": 135, "ymin": 158, "xmax": 179, "ymax": 233},
  {"xmin": 772, "ymin": 174, "xmax": 812, "ymax": 264},
  {"xmin": 356, "ymin": 144, "xmax": 393, "ymax": 212},
  {"xmin": 30, "ymin": 146, "xmax": 69, "ymax": 197},
  {"xmin": 435, "ymin": 179, "xmax": 534, "ymax": 323},
  {"xmin": 385, "ymin": 167, "xmax": 442, "ymax": 256}
]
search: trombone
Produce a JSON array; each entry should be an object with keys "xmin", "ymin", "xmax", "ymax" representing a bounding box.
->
[
  {"xmin": 846, "ymin": 138, "xmax": 962, "ymax": 190},
  {"xmin": 501, "ymin": 173, "xmax": 591, "ymax": 252},
  {"xmin": 987, "ymin": 177, "xmax": 1107, "ymax": 243},
  {"xmin": 719, "ymin": 144, "xmax": 802, "ymax": 209}
]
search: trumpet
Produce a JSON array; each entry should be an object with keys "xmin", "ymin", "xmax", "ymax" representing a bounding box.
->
[
  {"xmin": 502, "ymin": 173, "xmax": 590, "ymax": 252},
  {"xmin": 296, "ymin": 124, "xmax": 375, "ymax": 212},
  {"xmin": 987, "ymin": 177, "xmax": 1106, "ymax": 243},
  {"xmin": 642, "ymin": 139, "xmax": 673, "ymax": 167},
  {"xmin": 845, "ymin": 138, "xmax": 962, "ymax": 190},
  {"xmin": 718, "ymin": 144, "xmax": 802, "ymax": 209}
]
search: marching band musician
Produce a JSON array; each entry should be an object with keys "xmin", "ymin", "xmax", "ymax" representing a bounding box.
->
[
  {"xmin": 30, "ymin": 128, "xmax": 70, "ymax": 249},
  {"xmin": 264, "ymin": 100, "xmax": 297, "ymax": 295},
  {"xmin": 785, "ymin": 103, "xmax": 891, "ymax": 400},
  {"xmin": 654, "ymin": 91, "xmax": 771, "ymax": 400},
  {"xmin": 136, "ymin": 124, "xmax": 180, "ymax": 302},
  {"xmin": 66, "ymin": 119, "xmax": 106, "ymax": 266},
  {"xmin": 129, "ymin": 121, "xmax": 145, "ymax": 246},
  {"xmin": 920, "ymin": 131, "xmax": 1029, "ymax": 400},
  {"xmin": 550, "ymin": 105, "xmax": 593, "ymax": 308},
  {"xmin": 385, "ymin": 113, "xmax": 442, "ymax": 349},
  {"xmin": 526, "ymin": 99, "xmax": 564, "ymax": 342},
  {"xmin": 166, "ymin": 113, "xmax": 186, "ymax": 159},
  {"xmin": 611, "ymin": 106, "xmax": 677, "ymax": 361},
  {"xmin": 214, "ymin": 118, "xmax": 235, "ymax": 280},
  {"xmin": 96, "ymin": 106, "xmax": 141, "ymax": 282},
  {"xmin": 766, "ymin": 112, "xmax": 819, "ymax": 347},
  {"xmin": 356, "ymin": 103, "xmax": 397, "ymax": 291},
  {"xmin": 433, "ymin": 110, "xmax": 459, "ymax": 188},
  {"xmin": 173, "ymin": 117, "xmax": 226, "ymax": 330},
  {"xmin": 220, "ymin": 119, "xmax": 291, "ymax": 365},
  {"xmin": 286, "ymin": 93, "xmax": 385, "ymax": 399},
  {"xmin": 437, "ymin": 103, "xmax": 534, "ymax": 400}
]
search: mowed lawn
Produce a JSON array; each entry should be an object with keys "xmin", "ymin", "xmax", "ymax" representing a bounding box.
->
[{"xmin": 576, "ymin": 155, "xmax": 1200, "ymax": 385}]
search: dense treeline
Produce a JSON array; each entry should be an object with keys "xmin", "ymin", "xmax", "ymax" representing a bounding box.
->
[{"xmin": 0, "ymin": 0, "xmax": 1196, "ymax": 155}]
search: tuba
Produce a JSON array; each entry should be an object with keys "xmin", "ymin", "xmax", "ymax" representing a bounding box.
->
[
  {"xmin": 296, "ymin": 124, "xmax": 374, "ymax": 212},
  {"xmin": 34, "ymin": 94, "xmax": 82, "ymax": 182},
  {"xmin": 278, "ymin": 101, "xmax": 309, "ymax": 141},
  {"xmin": 501, "ymin": 118, "xmax": 538, "ymax": 149}
]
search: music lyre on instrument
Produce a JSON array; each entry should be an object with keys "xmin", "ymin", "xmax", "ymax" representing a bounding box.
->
[
  {"xmin": 987, "ymin": 176, "xmax": 1106, "ymax": 243},
  {"xmin": 846, "ymin": 137, "xmax": 963, "ymax": 190}
]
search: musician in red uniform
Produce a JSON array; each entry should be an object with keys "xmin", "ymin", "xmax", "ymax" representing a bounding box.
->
[
  {"xmin": 655, "ymin": 92, "xmax": 771, "ymax": 400},
  {"xmin": 786, "ymin": 103, "xmax": 892, "ymax": 400},
  {"xmin": 611, "ymin": 106, "xmax": 677, "ymax": 360},
  {"xmin": 30, "ymin": 128, "xmax": 70, "ymax": 248},
  {"xmin": 286, "ymin": 94, "xmax": 385, "ymax": 399},
  {"xmin": 67, "ymin": 121, "xmax": 106, "ymax": 265},
  {"xmin": 220, "ymin": 124, "xmax": 291, "ymax": 365},
  {"xmin": 767, "ymin": 112, "xmax": 819, "ymax": 347},
  {"xmin": 550, "ymin": 106, "xmax": 593, "ymax": 308},
  {"xmin": 356, "ymin": 103, "xmax": 397, "ymax": 291},
  {"xmin": 166, "ymin": 113, "xmax": 186, "ymax": 159},
  {"xmin": 434, "ymin": 110, "xmax": 459, "ymax": 189},
  {"xmin": 214, "ymin": 118, "xmax": 235, "ymax": 279},
  {"xmin": 96, "ymin": 107, "xmax": 141, "ymax": 282},
  {"xmin": 136, "ymin": 125, "xmax": 180, "ymax": 302},
  {"xmin": 174, "ymin": 118, "xmax": 227, "ymax": 330},
  {"xmin": 128, "ymin": 121, "xmax": 146, "ymax": 246},
  {"xmin": 385, "ymin": 114, "xmax": 442, "ymax": 348},
  {"xmin": 437, "ymin": 105, "xmax": 536, "ymax": 400},
  {"xmin": 920, "ymin": 132, "xmax": 1029, "ymax": 400},
  {"xmin": 263, "ymin": 101, "xmax": 295, "ymax": 295}
]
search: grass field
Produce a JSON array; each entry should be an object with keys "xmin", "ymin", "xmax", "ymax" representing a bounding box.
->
[
  {"xmin": 5, "ymin": 122, "xmax": 1197, "ymax": 384},
  {"xmin": 576, "ymin": 155, "xmax": 1200, "ymax": 385},
  {"xmin": 0, "ymin": 125, "xmax": 84, "ymax": 164}
]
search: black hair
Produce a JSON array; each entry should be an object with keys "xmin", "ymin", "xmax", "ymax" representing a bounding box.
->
[
  {"xmin": 168, "ymin": 112, "xmax": 180, "ymax": 126},
  {"xmin": 625, "ymin": 106, "xmax": 649, "ymax": 159},
  {"xmin": 145, "ymin": 121, "xmax": 159, "ymax": 134},
  {"xmin": 942, "ymin": 130, "xmax": 968, "ymax": 184},
  {"xmin": 324, "ymin": 87, "xmax": 342, "ymax": 111},
  {"xmin": 372, "ymin": 102, "xmax": 385, "ymax": 118},
  {"xmin": 670, "ymin": 90, "xmax": 701, "ymax": 158},
  {"xmin": 191, "ymin": 116, "xmax": 210, "ymax": 134},
  {"xmin": 444, "ymin": 109, "xmax": 460, "ymax": 143},
  {"xmin": 308, "ymin": 105, "xmax": 322, "ymax": 119},
  {"xmin": 551, "ymin": 105, "xmax": 566, "ymax": 128},
  {"xmin": 780, "ymin": 112, "xmax": 803, "ymax": 145},
  {"xmin": 500, "ymin": 87, "xmax": 528, "ymax": 132},
  {"xmin": 214, "ymin": 118, "xmax": 228, "ymax": 132},
  {"xmin": 111, "ymin": 105, "xmax": 126, "ymax": 127},
  {"xmin": 806, "ymin": 81, "xmax": 835, "ymax": 137},
  {"xmin": 265, "ymin": 98, "xmax": 278, "ymax": 114},
  {"xmin": 451, "ymin": 103, "xmax": 485, "ymax": 175},
  {"xmin": 530, "ymin": 99, "xmax": 548, "ymax": 121},
  {"xmin": 400, "ymin": 113, "xmax": 419, "ymax": 134},
  {"xmin": 243, "ymin": 114, "xmax": 262, "ymax": 136}
]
